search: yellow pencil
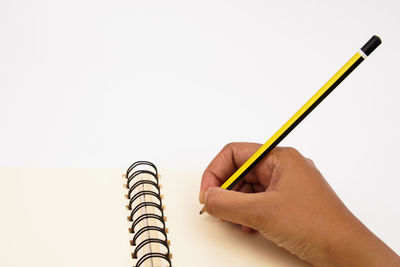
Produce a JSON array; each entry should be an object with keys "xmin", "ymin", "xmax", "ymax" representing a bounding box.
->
[{"xmin": 200, "ymin": 35, "xmax": 381, "ymax": 215}]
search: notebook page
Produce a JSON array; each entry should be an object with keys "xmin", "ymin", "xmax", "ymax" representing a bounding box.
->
[
  {"xmin": 0, "ymin": 168, "xmax": 310, "ymax": 267},
  {"xmin": 160, "ymin": 169, "xmax": 310, "ymax": 267},
  {"xmin": 0, "ymin": 168, "xmax": 132, "ymax": 267}
]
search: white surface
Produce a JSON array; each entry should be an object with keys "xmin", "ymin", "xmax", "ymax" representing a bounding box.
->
[{"xmin": 1, "ymin": 0, "xmax": 399, "ymax": 257}]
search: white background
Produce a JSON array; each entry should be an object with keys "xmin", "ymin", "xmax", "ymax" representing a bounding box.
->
[{"xmin": 1, "ymin": 0, "xmax": 400, "ymax": 254}]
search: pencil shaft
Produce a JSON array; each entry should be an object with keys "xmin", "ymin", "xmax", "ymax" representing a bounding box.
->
[{"xmin": 221, "ymin": 52, "xmax": 364, "ymax": 190}]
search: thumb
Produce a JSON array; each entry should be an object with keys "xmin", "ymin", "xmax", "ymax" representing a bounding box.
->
[{"xmin": 204, "ymin": 187, "xmax": 267, "ymax": 230}]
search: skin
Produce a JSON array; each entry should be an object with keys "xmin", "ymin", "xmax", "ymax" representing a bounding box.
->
[{"xmin": 199, "ymin": 142, "xmax": 400, "ymax": 267}]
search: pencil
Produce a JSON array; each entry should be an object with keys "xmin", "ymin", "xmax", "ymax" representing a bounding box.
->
[{"xmin": 200, "ymin": 35, "xmax": 381, "ymax": 215}]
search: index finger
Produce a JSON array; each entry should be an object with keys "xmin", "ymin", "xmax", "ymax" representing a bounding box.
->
[{"xmin": 199, "ymin": 142, "xmax": 263, "ymax": 202}]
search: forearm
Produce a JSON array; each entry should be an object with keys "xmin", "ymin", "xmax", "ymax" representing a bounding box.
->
[{"xmin": 316, "ymin": 214, "xmax": 400, "ymax": 267}]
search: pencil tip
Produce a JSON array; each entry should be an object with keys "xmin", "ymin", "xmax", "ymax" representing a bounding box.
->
[{"xmin": 199, "ymin": 206, "xmax": 206, "ymax": 215}]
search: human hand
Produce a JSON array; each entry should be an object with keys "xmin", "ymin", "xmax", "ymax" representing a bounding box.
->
[{"xmin": 199, "ymin": 143, "xmax": 400, "ymax": 266}]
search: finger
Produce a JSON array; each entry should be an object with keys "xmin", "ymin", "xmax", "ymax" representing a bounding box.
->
[
  {"xmin": 231, "ymin": 179, "xmax": 245, "ymax": 192},
  {"xmin": 227, "ymin": 184, "xmax": 262, "ymax": 232},
  {"xmin": 204, "ymin": 187, "xmax": 269, "ymax": 230},
  {"xmin": 252, "ymin": 183, "xmax": 267, "ymax": 193},
  {"xmin": 233, "ymin": 184, "xmax": 257, "ymax": 233},
  {"xmin": 200, "ymin": 143, "xmax": 262, "ymax": 203},
  {"xmin": 231, "ymin": 184, "xmax": 255, "ymax": 229},
  {"xmin": 241, "ymin": 225, "xmax": 254, "ymax": 233},
  {"xmin": 234, "ymin": 186, "xmax": 256, "ymax": 233},
  {"xmin": 237, "ymin": 183, "xmax": 254, "ymax": 193},
  {"xmin": 220, "ymin": 183, "xmax": 253, "ymax": 226}
]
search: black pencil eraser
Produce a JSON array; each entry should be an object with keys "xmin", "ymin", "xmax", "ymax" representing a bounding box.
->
[{"xmin": 361, "ymin": 35, "xmax": 382, "ymax": 56}]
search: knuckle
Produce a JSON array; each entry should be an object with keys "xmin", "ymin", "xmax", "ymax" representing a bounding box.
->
[
  {"xmin": 219, "ymin": 143, "xmax": 235, "ymax": 164},
  {"xmin": 285, "ymin": 146, "xmax": 300, "ymax": 155},
  {"xmin": 222, "ymin": 142, "xmax": 236, "ymax": 152},
  {"xmin": 273, "ymin": 147, "xmax": 301, "ymax": 163},
  {"xmin": 283, "ymin": 147, "xmax": 303, "ymax": 162}
]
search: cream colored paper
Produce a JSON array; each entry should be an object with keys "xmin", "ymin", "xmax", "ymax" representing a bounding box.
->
[{"xmin": 0, "ymin": 168, "xmax": 309, "ymax": 267}]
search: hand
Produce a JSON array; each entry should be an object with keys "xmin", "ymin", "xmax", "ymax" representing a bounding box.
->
[{"xmin": 199, "ymin": 143, "xmax": 400, "ymax": 266}]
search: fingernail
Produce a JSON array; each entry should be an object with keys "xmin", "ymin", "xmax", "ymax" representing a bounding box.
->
[{"xmin": 199, "ymin": 191, "xmax": 205, "ymax": 204}]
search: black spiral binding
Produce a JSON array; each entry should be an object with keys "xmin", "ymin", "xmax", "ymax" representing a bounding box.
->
[{"xmin": 124, "ymin": 161, "xmax": 172, "ymax": 267}]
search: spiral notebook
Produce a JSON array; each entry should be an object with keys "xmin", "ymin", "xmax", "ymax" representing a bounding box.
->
[{"xmin": 0, "ymin": 162, "xmax": 308, "ymax": 267}]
